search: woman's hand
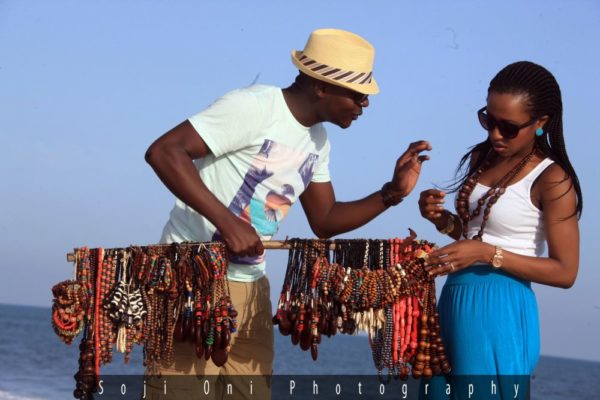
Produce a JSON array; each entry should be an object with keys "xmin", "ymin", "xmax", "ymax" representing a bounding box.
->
[
  {"xmin": 424, "ymin": 240, "xmax": 495, "ymax": 277},
  {"xmin": 418, "ymin": 189, "xmax": 447, "ymax": 223}
]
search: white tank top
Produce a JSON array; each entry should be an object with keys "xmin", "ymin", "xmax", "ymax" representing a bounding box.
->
[{"xmin": 463, "ymin": 158, "xmax": 555, "ymax": 257}]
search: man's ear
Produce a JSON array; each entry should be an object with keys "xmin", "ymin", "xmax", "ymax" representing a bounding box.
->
[{"xmin": 313, "ymin": 80, "xmax": 328, "ymax": 99}]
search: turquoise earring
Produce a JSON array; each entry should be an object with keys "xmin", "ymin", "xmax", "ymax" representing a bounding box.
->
[{"xmin": 535, "ymin": 128, "xmax": 544, "ymax": 137}]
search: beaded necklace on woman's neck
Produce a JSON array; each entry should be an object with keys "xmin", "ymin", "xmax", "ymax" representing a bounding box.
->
[{"xmin": 455, "ymin": 146, "xmax": 537, "ymax": 240}]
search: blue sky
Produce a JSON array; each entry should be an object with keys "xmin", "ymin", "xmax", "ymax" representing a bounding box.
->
[{"xmin": 1, "ymin": 0, "xmax": 598, "ymax": 362}]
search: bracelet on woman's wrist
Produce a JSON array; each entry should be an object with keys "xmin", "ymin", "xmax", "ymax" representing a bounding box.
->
[{"xmin": 437, "ymin": 211, "xmax": 456, "ymax": 235}]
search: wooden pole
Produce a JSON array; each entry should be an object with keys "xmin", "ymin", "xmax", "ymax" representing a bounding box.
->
[{"xmin": 65, "ymin": 239, "xmax": 338, "ymax": 262}]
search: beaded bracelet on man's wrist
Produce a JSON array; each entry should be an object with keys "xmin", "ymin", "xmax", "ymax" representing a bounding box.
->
[{"xmin": 381, "ymin": 182, "xmax": 404, "ymax": 207}]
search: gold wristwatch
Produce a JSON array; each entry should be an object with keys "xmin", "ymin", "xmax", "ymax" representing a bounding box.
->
[{"xmin": 490, "ymin": 246, "xmax": 503, "ymax": 269}]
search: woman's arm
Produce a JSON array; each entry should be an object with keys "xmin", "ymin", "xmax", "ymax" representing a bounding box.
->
[
  {"xmin": 494, "ymin": 164, "xmax": 579, "ymax": 288},
  {"xmin": 426, "ymin": 164, "xmax": 580, "ymax": 289}
]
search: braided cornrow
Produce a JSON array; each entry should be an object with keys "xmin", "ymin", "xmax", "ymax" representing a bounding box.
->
[{"xmin": 450, "ymin": 61, "xmax": 582, "ymax": 218}]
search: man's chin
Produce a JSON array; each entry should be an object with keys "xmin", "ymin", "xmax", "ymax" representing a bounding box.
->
[{"xmin": 336, "ymin": 120, "xmax": 353, "ymax": 129}]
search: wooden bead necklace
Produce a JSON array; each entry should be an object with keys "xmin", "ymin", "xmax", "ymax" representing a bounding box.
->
[
  {"xmin": 456, "ymin": 147, "xmax": 536, "ymax": 240},
  {"xmin": 273, "ymin": 232, "xmax": 451, "ymax": 380},
  {"xmin": 51, "ymin": 279, "xmax": 88, "ymax": 344},
  {"xmin": 53, "ymin": 242, "xmax": 238, "ymax": 398},
  {"xmin": 57, "ymin": 236, "xmax": 449, "ymax": 396}
]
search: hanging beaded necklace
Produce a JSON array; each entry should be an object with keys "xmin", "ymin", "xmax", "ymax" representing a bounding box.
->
[
  {"xmin": 456, "ymin": 147, "xmax": 537, "ymax": 240},
  {"xmin": 57, "ymin": 236, "xmax": 448, "ymax": 397},
  {"xmin": 271, "ymin": 234, "xmax": 450, "ymax": 380}
]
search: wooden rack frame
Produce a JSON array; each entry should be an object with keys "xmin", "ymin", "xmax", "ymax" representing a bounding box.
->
[{"xmin": 65, "ymin": 240, "xmax": 338, "ymax": 262}]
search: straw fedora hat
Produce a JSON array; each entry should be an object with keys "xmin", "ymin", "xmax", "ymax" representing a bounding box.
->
[{"xmin": 291, "ymin": 28, "xmax": 379, "ymax": 95}]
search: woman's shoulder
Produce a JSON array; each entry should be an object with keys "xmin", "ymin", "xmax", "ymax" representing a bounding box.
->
[
  {"xmin": 534, "ymin": 160, "xmax": 576, "ymax": 205},
  {"xmin": 537, "ymin": 160, "xmax": 570, "ymax": 185}
]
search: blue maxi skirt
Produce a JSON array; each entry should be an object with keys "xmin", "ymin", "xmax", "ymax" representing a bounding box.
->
[
  {"xmin": 438, "ymin": 264, "xmax": 540, "ymax": 375},
  {"xmin": 420, "ymin": 265, "xmax": 539, "ymax": 400}
]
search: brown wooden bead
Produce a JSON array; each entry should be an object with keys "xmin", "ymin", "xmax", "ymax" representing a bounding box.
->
[
  {"xmin": 300, "ymin": 330, "xmax": 312, "ymax": 351},
  {"xmin": 195, "ymin": 343, "xmax": 204, "ymax": 359},
  {"xmin": 291, "ymin": 329, "xmax": 300, "ymax": 346},
  {"xmin": 195, "ymin": 323, "xmax": 204, "ymax": 346},
  {"xmin": 188, "ymin": 321, "xmax": 196, "ymax": 343},
  {"xmin": 289, "ymin": 310, "xmax": 297, "ymax": 321},
  {"xmin": 211, "ymin": 348, "xmax": 228, "ymax": 367},
  {"xmin": 213, "ymin": 330, "xmax": 222, "ymax": 351},
  {"xmin": 311, "ymin": 344, "xmax": 318, "ymax": 361},
  {"xmin": 222, "ymin": 329, "xmax": 230, "ymax": 349},
  {"xmin": 204, "ymin": 344, "xmax": 212, "ymax": 360}
]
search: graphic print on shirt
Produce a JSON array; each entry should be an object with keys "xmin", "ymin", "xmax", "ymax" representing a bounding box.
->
[
  {"xmin": 299, "ymin": 153, "xmax": 319, "ymax": 188},
  {"xmin": 214, "ymin": 139, "xmax": 318, "ymax": 265}
]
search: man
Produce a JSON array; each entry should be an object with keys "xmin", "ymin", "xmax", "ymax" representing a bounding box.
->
[{"xmin": 145, "ymin": 28, "xmax": 431, "ymax": 399}]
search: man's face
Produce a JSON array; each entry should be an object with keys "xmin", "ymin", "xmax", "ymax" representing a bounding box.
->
[{"xmin": 320, "ymin": 83, "xmax": 369, "ymax": 129}]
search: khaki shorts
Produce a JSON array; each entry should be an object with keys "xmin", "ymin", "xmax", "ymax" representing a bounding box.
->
[{"xmin": 143, "ymin": 276, "xmax": 273, "ymax": 400}]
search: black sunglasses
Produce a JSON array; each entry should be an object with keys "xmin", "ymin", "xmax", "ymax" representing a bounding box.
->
[
  {"xmin": 351, "ymin": 91, "xmax": 369, "ymax": 105},
  {"xmin": 477, "ymin": 106, "xmax": 538, "ymax": 139},
  {"xmin": 327, "ymin": 83, "xmax": 369, "ymax": 105}
]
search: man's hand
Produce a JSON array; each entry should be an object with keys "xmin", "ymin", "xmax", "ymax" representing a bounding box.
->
[
  {"xmin": 389, "ymin": 140, "xmax": 432, "ymax": 197},
  {"xmin": 146, "ymin": 121, "xmax": 265, "ymax": 257},
  {"xmin": 218, "ymin": 215, "xmax": 265, "ymax": 257}
]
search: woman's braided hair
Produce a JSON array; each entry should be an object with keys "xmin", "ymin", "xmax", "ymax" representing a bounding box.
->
[{"xmin": 452, "ymin": 61, "xmax": 582, "ymax": 218}]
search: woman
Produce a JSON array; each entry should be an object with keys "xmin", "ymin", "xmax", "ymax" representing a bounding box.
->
[{"xmin": 418, "ymin": 61, "xmax": 582, "ymax": 395}]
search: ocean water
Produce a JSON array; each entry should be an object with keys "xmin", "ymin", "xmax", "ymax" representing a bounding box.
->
[{"xmin": 1, "ymin": 304, "xmax": 598, "ymax": 399}]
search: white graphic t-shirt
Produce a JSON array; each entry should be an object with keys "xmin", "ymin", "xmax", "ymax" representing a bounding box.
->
[{"xmin": 160, "ymin": 85, "xmax": 331, "ymax": 282}]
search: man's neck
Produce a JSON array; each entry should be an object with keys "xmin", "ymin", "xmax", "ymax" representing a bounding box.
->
[{"xmin": 282, "ymin": 84, "xmax": 321, "ymax": 127}]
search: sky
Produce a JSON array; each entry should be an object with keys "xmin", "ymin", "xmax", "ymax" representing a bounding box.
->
[{"xmin": 1, "ymin": 0, "xmax": 599, "ymax": 362}]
